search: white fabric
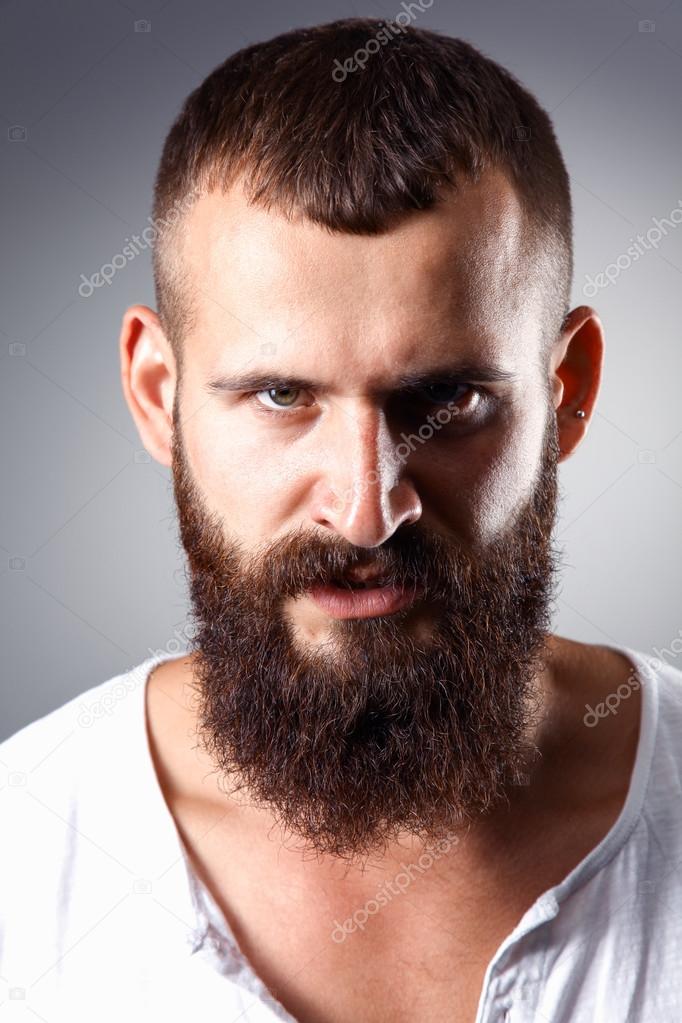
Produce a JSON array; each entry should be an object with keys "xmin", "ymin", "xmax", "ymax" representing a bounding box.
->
[{"xmin": 1, "ymin": 645, "xmax": 681, "ymax": 1022}]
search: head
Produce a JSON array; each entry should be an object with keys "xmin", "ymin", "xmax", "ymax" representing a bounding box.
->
[{"xmin": 121, "ymin": 18, "xmax": 604, "ymax": 861}]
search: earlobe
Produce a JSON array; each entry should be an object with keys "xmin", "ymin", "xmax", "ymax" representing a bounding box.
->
[
  {"xmin": 551, "ymin": 305, "xmax": 604, "ymax": 462},
  {"xmin": 119, "ymin": 304, "xmax": 176, "ymax": 468}
]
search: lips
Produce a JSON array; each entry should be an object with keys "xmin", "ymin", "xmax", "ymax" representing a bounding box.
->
[{"xmin": 308, "ymin": 576, "xmax": 422, "ymax": 619}]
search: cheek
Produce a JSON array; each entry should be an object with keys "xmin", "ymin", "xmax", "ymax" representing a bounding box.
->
[
  {"xmin": 423, "ymin": 412, "xmax": 548, "ymax": 544},
  {"xmin": 474, "ymin": 444, "xmax": 540, "ymax": 539},
  {"xmin": 183, "ymin": 406, "xmax": 302, "ymax": 540}
]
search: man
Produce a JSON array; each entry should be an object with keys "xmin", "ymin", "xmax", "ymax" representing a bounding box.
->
[{"xmin": 1, "ymin": 16, "xmax": 681, "ymax": 1023}]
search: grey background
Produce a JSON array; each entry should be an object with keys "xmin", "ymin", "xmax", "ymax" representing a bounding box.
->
[{"xmin": 1, "ymin": 0, "xmax": 681, "ymax": 741}]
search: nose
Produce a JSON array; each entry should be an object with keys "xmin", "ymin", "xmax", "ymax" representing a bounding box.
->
[{"xmin": 309, "ymin": 401, "xmax": 422, "ymax": 547}]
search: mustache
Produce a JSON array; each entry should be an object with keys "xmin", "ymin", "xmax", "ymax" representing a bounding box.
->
[{"xmin": 234, "ymin": 522, "xmax": 473, "ymax": 601}]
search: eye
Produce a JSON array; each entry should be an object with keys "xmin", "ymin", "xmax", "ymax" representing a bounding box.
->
[
  {"xmin": 251, "ymin": 387, "xmax": 311, "ymax": 415},
  {"xmin": 408, "ymin": 382, "xmax": 487, "ymax": 419},
  {"xmin": 415, "ymin": 382, "xmax": 474, "ymax": 405}
]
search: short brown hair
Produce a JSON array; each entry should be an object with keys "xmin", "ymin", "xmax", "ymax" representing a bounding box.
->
[{"xmin": 151, "ymin": 17, "xmax": 572, "ymax": 371}]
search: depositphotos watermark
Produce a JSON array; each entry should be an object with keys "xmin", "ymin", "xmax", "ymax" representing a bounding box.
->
[
  {"xmin": 75, "ymin": 623, "xmax": 197, "ymax": 727},
  {"xmin": 76, "ymin": 673, "xmax": 142, "ymax": 727},
  {"xmin": 582, "ymin": 631, "xmax": 682, "ymax": 727},
  {"xmin": 331, "ymin": 0, "xmax": 434, "ymax": 82},
  {"xmin": 331, "ymin": 831, "xmax": 459, "ymax": 942},
  {"xmin": 147, "ymin": 622, "xmax": 197, "ymax": 661},
  {"xmin": 77, "ymin": 186, "xmax": 202, "ymax": 298},
  {"xmin": 331, "ymin": 398, "xmax": 461, "ymax": 514},
  {"xmin": 582, "ymin": 666, "xmax": 643, "ymax": 728},
  {"xmin": 582, "ymin": 198, "xmax": 682, "ymax": 297}
]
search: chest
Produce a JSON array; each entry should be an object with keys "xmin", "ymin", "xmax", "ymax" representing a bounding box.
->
[
  {"xmin": 176, "ymin": 787, "xmax": 630, "ymax": 1022},
  {"xmin": 190, "ymin": 849, "xmax": 560, "ymax": 1023},
  {"xmin": 211, "ymin": 897, "xmax": 504, "ymax": 1023}
]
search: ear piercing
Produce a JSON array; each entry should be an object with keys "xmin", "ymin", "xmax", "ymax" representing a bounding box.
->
[{"xmin": 575, "ymin": 409, "xmax": 586, "ymax": 418}]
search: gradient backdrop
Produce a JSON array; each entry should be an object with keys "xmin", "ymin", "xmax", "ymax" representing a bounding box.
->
[{"xmin": 1, "ymin": 0, "xmax": 681, "ymax": 740}]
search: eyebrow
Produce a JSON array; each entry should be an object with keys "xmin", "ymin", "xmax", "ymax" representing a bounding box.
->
[{"xmin": 206, "ymin": 362, "xmax": 517, "ymax": 397}]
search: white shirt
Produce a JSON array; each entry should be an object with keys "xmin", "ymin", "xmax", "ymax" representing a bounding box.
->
[{"xmin": 1, "ymin": 644, "xmax": 681, "ymax": 1022}]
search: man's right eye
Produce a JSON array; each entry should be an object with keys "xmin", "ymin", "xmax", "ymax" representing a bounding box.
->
[{"xmin": 250, "ymin": 388, "xmax": 314, "ymax": 416}]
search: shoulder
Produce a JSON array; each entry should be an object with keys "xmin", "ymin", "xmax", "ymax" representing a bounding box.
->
[
  {"xmin": 0, "ymin": 659, "xmax": 147, "ymax": 776},
  {"xmin": 629, "ymin": 646, "xmax": 682, "ymax": 759},
  {"xmin": 0, "ymin": 653, "xmax": 187, "ymax": 963},
  {"xmin": 614, "ymin": 646, "xmax": 682, "ymax": 853},
  {"xmin": 548, "ymin": 637, "xmax": 682, "ymax": 821},
  {"xmin": 0, "ymin": 657, "xmax": 161, "ymax": 879},
  {"xmin": 549, "ymin": 635, "xmax": 682, "ymax": 722},
  {"xmin": 572, "ymin": 639, "xmax": 682, "ymax": 761},
  {"xmin": 0, "ymin": 652, "xmax": 197, "ymax": 1002}
]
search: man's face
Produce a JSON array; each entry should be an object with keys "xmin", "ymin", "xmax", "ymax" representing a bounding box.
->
[{"xmin": 169, "ymin": 169, "xmax": 561, "ymax": 860}]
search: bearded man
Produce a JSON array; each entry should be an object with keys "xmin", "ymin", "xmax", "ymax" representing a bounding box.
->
[{"xmin": 2, "ymin": 17, "xmax": 681, "ymax": 1023}]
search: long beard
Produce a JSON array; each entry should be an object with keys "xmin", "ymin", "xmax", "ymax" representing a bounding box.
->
[{"xmin": 171, "ymin": 415, "xmax": 561, "ymax": 862}]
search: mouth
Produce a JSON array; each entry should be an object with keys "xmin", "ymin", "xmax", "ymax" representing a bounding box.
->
[
  {"xmin": 328, "ymin": 575, "xmax": 390, "ymax": 590},
  {"xmin": 307, "ymin": 575, "xmax": 423, "ymax": 619}
]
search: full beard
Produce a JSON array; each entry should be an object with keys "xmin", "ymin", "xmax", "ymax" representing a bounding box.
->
[{"xmin": 171, "ymin": 412, "xmax": 561, "ymax": 862}]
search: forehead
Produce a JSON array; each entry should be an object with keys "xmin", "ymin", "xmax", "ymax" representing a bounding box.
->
[{"xmin": 179, "ymin": 167, "xmax": 540, "ymax": 373}]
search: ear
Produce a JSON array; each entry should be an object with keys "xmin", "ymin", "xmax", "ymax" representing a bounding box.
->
[
  {"xmin": 119, "ymin": 304, "xmax": 176, "ymax": 468},
  {"xmin": 550, "ymin": 305, "xmax": 604, "ymax": 462}
]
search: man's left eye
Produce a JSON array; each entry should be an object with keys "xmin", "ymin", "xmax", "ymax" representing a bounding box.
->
[{"xmin": 415, "ymin": 382, "xmax": 473, "ymax": 404}]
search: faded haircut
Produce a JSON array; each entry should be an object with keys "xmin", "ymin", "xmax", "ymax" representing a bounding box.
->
[{"xmin": 150, "ymin": 17, "xmax": 573, "ymax": 373}]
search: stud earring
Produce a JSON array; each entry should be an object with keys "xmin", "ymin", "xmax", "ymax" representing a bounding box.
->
[{"xmin": 575, "ymin": 409, "xmax": 586, "ymax": 418}]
